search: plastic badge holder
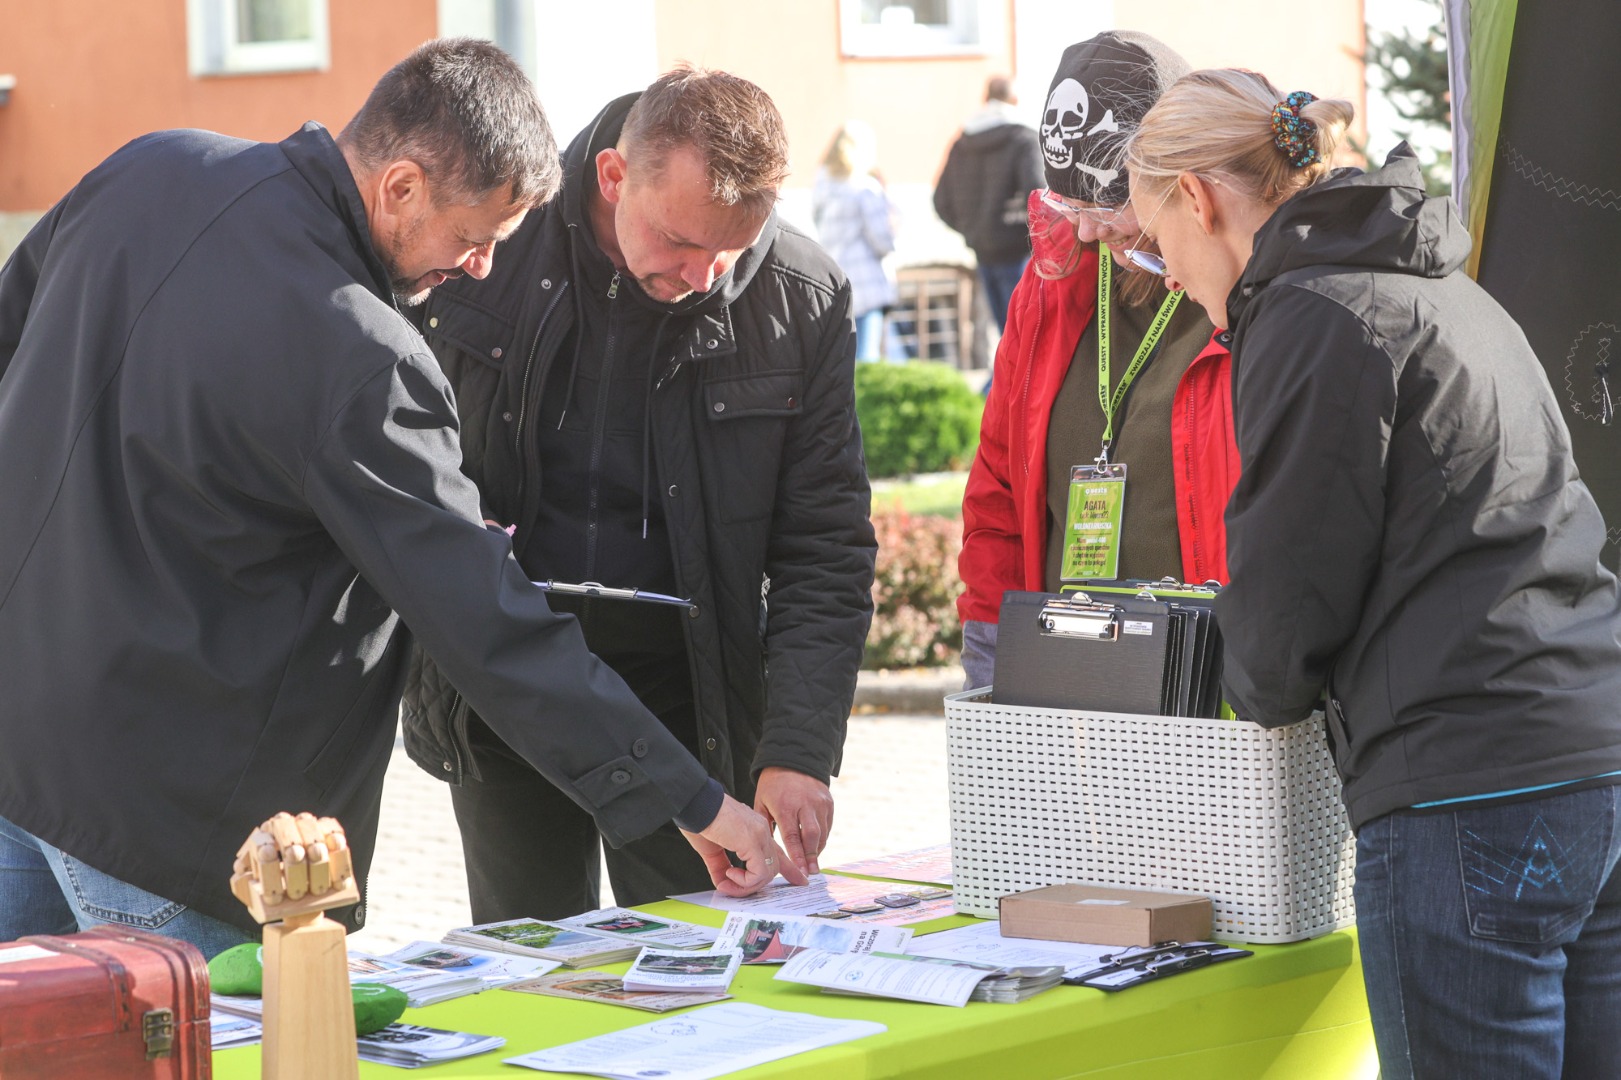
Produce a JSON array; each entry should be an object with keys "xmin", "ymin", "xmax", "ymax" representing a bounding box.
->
[{"xmin": 945, "ymin": 690, "xmax": 1356, "ymax": 944}]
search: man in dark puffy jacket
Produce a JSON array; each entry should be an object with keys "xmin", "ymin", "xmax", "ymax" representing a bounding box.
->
[
  {"xmin": 933, "ymin": 76, "xmax": 1045, "ymax": 331},
  {"xmin": 402, "ymin": 68, "xmax": 877, "ymax": 921}
]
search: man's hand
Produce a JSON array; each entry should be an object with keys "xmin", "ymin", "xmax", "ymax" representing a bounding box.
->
[
  {"xmin": 681, "ymin": 794, "xmax": 807, "ymax": 897},
  {"xmin": 754, "ymin": 767, "xmax": 834, "ymax": 877}
]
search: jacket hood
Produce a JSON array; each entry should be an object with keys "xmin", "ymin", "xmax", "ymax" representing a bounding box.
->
[
  {"xmin": 955, "ymin": 119, "xmax": 1040, "ymax": 155},
  {"xmin": 1230, "ymin": 144, "xmax": 1471, "ymax": 325},
  {"xmin": 961, "ymin": 100, "xmax": 1031, "ymax": 137},
  {"xmin": 559, "ymin": 92, "xmax": 779, "ymax": 317}
]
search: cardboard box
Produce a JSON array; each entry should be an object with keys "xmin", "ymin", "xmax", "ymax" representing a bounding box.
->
[{"xmin": 998, "ymin": 883, "xmax": 1213, "ymax": 948}]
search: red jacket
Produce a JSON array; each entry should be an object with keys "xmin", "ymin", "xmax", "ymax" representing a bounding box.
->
[{"xmin": 957, "ymin": 244, "xmax": 1239, "ymax": 625}]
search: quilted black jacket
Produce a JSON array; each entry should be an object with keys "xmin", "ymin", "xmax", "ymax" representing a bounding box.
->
[{"xmin": 401, "ymin": 95, "xmax": 877, "ymax": 801}]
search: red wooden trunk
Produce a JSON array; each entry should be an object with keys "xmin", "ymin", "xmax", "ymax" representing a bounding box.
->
[{"xmin": 0, "ymin": 925, "xmax": 212, "ymax": 1078}]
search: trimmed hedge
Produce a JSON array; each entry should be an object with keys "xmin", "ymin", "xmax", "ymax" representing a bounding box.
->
[
  {"xmin": 855, "ymin": 361, "xmax": 982, "ymax": 479},
  {"xmin": 864, "ymin": 507, "xmax": 962, "ymax": 670}
]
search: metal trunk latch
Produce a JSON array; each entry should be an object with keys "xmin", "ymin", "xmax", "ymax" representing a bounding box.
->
[{"xmin": 142, "ymin": 1007, "xmax": 175, "ymax": 1059}]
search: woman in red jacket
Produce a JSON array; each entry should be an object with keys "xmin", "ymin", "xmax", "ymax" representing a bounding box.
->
[{"xmin": 957, "ymin": 31, "xmax": 1240, "ymax": 689}]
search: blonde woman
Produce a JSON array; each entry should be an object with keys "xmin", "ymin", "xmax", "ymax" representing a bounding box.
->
[
  {"xmin": 1127, "ymin": 69, "xmax": 1621, "ymax": 1078},
  {"xmin": 812, "ymin": 120, "xmax": 897, "ymax": 361}
]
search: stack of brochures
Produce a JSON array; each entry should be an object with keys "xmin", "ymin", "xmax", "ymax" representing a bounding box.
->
[
  {"xmin": 378, "ymin": 940, "xmax": 558, "ymax": 993},
  {"xmin": 444, "ymin": 907, "xmax": 719, "ymax": 969},
  {"xmin": 347, "ymin": 951, "xmax": 487, "ymax": 1007},
  {"xmin": 621, "ymin": 947, "xmax": 743, "ymax": 994},
  {"xmin": 356, "ymin": 1023, "xmax": 505, "ymax": 1067},
  {"xmin": 775, "ymin": 949, "xmax": 1063, "ymax": 1007},
  {"xmin": 505, "ymin": 971, "xmax": 730, "ymax": 1013},
  {"xmin": 208, "ymin": 1012, "xmax": 261, "ymax": 1050}
]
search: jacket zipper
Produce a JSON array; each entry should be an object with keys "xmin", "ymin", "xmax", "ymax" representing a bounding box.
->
[
  {"xmin": 583, "ymin": 272, "xmax": 622, "ymax": 579},
  {"xmin": 515, "ymin": 280, "xmax": 570, "ymax": 450},
  {"xmin": 1019, "ymin": 276, "xmax": 1046, "ymax": 478}
]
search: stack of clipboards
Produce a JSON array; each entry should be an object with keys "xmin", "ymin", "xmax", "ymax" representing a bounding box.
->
[{"xmin": 990, "ymin": 579, "xmax": 1225, "ymax": 718}]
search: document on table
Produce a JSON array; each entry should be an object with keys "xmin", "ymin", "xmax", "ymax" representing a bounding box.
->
[
  {"xmin": 713, "ymin": 912, "xmax": 912, "ymax": 963},
  {"xmin": 826, "ymin": 844, "xmax": 954, "ymax": 885},
  {"xmin": 672, "ymin": 873, "xmax": 955, "ymax": 926},
  {"xmin": 774, "ymin": 949, "xmax": 991, "ymax": 1007},
  {"xmin": 503, "ymin": 1001, "xmax": 886, "ymax": 1079},
  {"xmin": 905, "ymin": 919, "xmax": 1115, "ymax": 977}
]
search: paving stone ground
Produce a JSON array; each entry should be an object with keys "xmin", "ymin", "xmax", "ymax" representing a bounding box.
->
[{"xmin": 350, "ymin": 713, "xmax": 951, "ymax": 953}]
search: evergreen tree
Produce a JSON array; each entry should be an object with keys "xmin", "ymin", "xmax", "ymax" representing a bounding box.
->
[{"xmin": 1364, "ymin": 0, "xmax": 1452, "ymax": 193}]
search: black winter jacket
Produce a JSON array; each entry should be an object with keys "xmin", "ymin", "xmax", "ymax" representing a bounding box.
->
[
  {"xmin": 932, "ymin": 117, "xmax": 1043, "ymax": 264},
  {"xmin": 0, "ymin": 125, "xmax": 713, "ymax": 934},
  {"xmin": 401, "ymin": 96, "xmax": 877, "ymax": 800},
  {"xmin": 1218, "ymin": 146, "xmax": 1621, "ymax": 829}
]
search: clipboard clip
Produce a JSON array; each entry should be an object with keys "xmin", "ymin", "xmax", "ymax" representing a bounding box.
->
[{"xmin": 1037, "ymin": 595, "xmax": 1120, "ymax": 641}]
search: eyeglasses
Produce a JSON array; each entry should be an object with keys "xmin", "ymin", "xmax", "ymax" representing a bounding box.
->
[
  {"xmin": 1121, "ymin": 187, "xmax": 1175, "ymax": 276},
  {"xmin": 1037, "ymin": 188, "xmax": 1129, "ymax": 229}
]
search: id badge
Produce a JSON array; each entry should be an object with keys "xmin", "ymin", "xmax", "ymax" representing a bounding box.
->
[{"xmin": 1061, "ymin": 463, "xmax": 1127, "ymax": 581}]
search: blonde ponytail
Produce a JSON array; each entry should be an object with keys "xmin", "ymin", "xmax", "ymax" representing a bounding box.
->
[{"xmin": 1125, "ymin": 69, "xmax": 1354, "ymax": 205}]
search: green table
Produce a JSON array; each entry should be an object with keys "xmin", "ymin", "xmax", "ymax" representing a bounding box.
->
[{"xmin": 215, "ymin": 900, "xmax": 1375, "ymax": 1079}]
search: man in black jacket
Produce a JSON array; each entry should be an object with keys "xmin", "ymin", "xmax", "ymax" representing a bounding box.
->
[
  {"xmin": 0, "ymin": 40, "xmax": 794, "ymax": 958},
  {"xmin": 401, "ymin": 68, "xmax": 877, "ymax": 920},
  {"xmin": 933, "ymin": 76, "xmax": 1044, "ymax": 332}
]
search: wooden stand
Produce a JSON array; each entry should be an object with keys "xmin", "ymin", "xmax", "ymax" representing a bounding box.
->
[
  {"xmin": 262, "ymin": 912, "xmax": 358, "ymax": 1080},
  {"xmin": 230, "ymin": 812, "xmax": 362, "ymax": 1080}
]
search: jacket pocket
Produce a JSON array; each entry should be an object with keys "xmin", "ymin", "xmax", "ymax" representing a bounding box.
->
[
  {"xmin": 703, "ymin": 370, "xmax": 804, "ymax": 419},
  {"xmin": 421, "ymin": 294, "xmax": 517, "ymax": 374}
]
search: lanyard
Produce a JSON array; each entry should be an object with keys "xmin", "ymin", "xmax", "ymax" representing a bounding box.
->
[{"xmin": 1096, "ymin": 253, "xmax": 1184, "ymax": 464}]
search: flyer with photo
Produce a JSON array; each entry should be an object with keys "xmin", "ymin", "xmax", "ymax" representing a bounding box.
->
[
  {"xmin": 551, "ymin": 907, "xmax": 720, "ymax": 950},
  {"xmin": 713, "ymin": 913, "xmax": 913, "ymax": 964},
  {"xmin": 504, "ymin": 972, "xmax": 730, "ymax": 1013},
  {"xmin": 621, "ymin": 947, "xmax": 742, "ymax": 993}
]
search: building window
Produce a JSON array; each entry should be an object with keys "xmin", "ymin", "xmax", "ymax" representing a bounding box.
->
[
  {"xmin": 839, "ymin": 0, "xmax": 1000, "ymax": 58},
  {"xmin": 188, "ymin": 0, "xmax": 330, "ymax": 76}
]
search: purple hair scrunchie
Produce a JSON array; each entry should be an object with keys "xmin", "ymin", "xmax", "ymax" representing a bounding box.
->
[{"xmin": 1271, "ymin": 91, "xmax": 1320, "ymax": 168}]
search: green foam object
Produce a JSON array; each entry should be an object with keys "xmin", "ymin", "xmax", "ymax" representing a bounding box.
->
[{"xmin": 207, "ymin": 943, "xmax": 408, "ymax": 1034}]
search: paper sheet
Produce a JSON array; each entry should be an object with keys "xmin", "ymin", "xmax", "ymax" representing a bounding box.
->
[
  {"xmin": 905, "ymin": 919, "xmax": 1114, "ymax": 977},
  {"xmin": 504, "ymin": 1001, "xmax": 885, "ymax": 1079},
  {"xmin": 826, "ymin": 844, "xmax": 954, "ymax": 885},
  {"xmin": 672, "ymin": 873, "xmax": 955, "ymax": 926}
]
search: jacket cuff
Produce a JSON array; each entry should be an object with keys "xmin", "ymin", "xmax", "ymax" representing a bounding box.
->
[{"xmin": 672, "ymin": 777, "xmax": 725, "ymax": 833}]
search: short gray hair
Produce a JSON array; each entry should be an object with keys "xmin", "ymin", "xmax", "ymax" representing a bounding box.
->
[{"xmin": 339, "ymin": 38, "xmax": 559, "ymax": 208}]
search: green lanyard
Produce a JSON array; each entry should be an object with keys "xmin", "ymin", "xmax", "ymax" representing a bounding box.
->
[{"xmin": 1096, "ymin": 253, "xmax": 1184, "ymax": 464}]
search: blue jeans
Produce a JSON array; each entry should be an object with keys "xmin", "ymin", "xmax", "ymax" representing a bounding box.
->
[
  {"xmin": 1355, "ymin": 785, "xmax": 1621, "ymax": 1079},
  {"xmin": 854, "ymin": 308, "xmax": 887, "ymax": 362},
  {"xmin": 977, "ymin": 258, "xmax": 1027, "ymax": 333},
  {"xmin": 0, "ymin": 814, "xmax": 253, "ymax": 959}
]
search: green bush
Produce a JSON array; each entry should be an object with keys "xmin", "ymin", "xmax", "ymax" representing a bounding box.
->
[
  {"xmin": 855, "ymin": 361, "xmax": 982, "ymax": 479},
  {"xmin": 864, "ymin": 507, "xmax": 962, "ymax": 670}
]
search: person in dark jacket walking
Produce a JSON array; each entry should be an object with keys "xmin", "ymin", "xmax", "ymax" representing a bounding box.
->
[
  {"xmin": 0, "ymin": 40, "xmax": 796, "ymax": 959},
  {"xmin": 1128, "ymin": 69, "xmax": 1621, "ymax": 1078},
  {"xmin": 933, "ymin": 75, "xmax": 1044, "ymax": 332},
  {"xmin": 400, "ymin": 68, "xmax": 876, "ymax": 922}
]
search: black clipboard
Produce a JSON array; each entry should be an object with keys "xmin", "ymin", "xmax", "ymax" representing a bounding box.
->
[{"xmin": 991, "ymin": 591, "xmax": 1175, "ymax": 713}]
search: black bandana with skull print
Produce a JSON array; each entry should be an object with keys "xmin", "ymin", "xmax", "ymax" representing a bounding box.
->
[{"xmin": 1040, "ymin": 31, "xmax": 1190, "ymax": 205}]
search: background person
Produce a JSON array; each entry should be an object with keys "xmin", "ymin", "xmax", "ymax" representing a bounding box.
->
[
  {"xmin": 0, "ymin": 40, "xmax": 794, "ymax": 958},
  {"xmin": 955, "ymin": 32, "xmax": 1238, "ymax": 691},
  {"xmin": 933, "ymin": 74, "xmax": 1044, "ymax": 334},
  {"xmin": 811, "ymin": 120, "xmax": 899, "ymax": 362},
  {"xmin": 402, "ymin": 69, "xmax": 876, "ymax": 922},
  {"xmin": 1127, "ymin": 69, "xmax": 1621, "ymax": 1078}
]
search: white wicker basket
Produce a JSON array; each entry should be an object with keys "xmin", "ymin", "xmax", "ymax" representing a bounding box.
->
[{"xmin": 947, "ymin": 690, "xmax": 1356, "ymax": 944}]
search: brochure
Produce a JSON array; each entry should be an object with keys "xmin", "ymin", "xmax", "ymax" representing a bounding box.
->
[
  {"xmin": 871, "ymin": 952, "xmax": 1064, "ymax": 1003},
  {"xmin": 356, "ymin": 1023, "xmax": 505, "ymax": 1068},
  {"xmin": 380, "ymin": 939, "xmax": 559, "ymax": 988},
  {"xmin": 503, "ymin": 1001, "xmax": 886, "ymax": 1079},
  {"xmin": 904, "ymin": 919, "xmax": 1115, "ymax": 978},
  {"xmin": 443, "ymin": 918, "xmax": 641, "ymax": 968},
  {"xmin": 550, "ymin": 906, "xmax": 720, "ymax": 950},
  {"xmin": 209, "ymin": 1012, "xmax": 262, "ymax": 1050},
  {"xmin": 774, "ymin": 948, "xmax": 994, "ymax": 1007},
  {"xmin": 210, "ymin": 993, "xmax": 264, "ymax": 1020},
  {"xmin": 621, "ymin": 947, "xmax": 742, "ymax": 994},
  {"xmin": 505, "ymin": 971, "xmax": 730, "ymax": 1013},
  {"xmin": 712, "ymin": 912, "xmax": 913, "ymax": 964}
]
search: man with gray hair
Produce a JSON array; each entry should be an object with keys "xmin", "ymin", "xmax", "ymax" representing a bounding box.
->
[
  {"xmin": 404, "ymin": 67, "xmax": 876, "ymax": 921},
  {"xmin": 0, "ymin": 39, "xmax": 794, "ymax": 958}
]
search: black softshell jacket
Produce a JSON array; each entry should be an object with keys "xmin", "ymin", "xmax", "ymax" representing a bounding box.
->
[
  {"xmin": 1217, "ymin": 145, "xmax": 1621, "ymax": 829},
  {"xmin": 401, "ymin": 96, "xmax": 877, "ymax": 800},
  {"xmin": 932, "ymin": 121, "xmax": 1043, "ymax": 264},
  {"xmin": 0, "ymin": 125, "xmax": 712, "ymax": 934}
]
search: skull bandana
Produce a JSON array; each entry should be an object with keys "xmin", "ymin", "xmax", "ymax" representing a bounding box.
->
[{"xmin": 1040, "ymin": 31, "xmax": 1190, "ymax": 205}]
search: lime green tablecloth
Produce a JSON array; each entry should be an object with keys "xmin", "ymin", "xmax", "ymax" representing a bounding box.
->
[{"xmin": 214, "ymin": 901, "xmax": 1375, "ymax": 1079}]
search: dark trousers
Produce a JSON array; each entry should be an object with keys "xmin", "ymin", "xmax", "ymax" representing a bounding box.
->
[
  {"xmin": 976, "ymin": 257, "xmax": 1027, "ymax": 333},
  {"xmin": 450, "ymin": 599, "xmax": 716, "ymax": 921}
]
